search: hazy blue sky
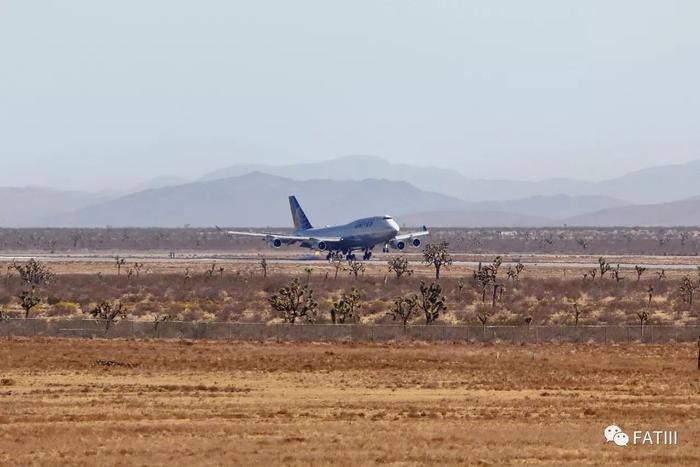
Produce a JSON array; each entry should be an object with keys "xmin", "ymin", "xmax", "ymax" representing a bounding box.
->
[{"xmin": 2, "ymin": 1, "xmax": 699, "ymax": 190}]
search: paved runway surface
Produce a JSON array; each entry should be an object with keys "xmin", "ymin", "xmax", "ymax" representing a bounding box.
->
[{"xmin": 2, "ymin": 252, "xmax": 700, "ymax": 270}]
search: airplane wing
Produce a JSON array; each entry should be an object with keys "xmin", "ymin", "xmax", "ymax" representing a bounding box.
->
[
  {"xmin": 394, "ymin": 225, "xmax": 430, "ymax": 241},
  {"xmin": 227, "ymin": 231, "xmax": 342, "ymax": 243}
]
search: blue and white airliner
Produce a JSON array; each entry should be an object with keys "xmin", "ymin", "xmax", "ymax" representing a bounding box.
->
[{"xmin": 228, "ymin": 196, "xmax": 429, "ymax": 260}]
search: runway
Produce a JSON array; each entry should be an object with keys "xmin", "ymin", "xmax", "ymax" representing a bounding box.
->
[{"xmin": 2, "ymin": 252, "xmax": 700, "ymax": 270}]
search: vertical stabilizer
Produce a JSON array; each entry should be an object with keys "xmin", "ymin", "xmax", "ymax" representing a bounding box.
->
[{"xmin": 289, "ymin": 196, "xmax": 313, "ymax": 231}]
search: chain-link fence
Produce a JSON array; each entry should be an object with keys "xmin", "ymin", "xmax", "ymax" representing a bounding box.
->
[{"xmin": 1, "ymin": 319, "xmax": 699, "ymax": 343}]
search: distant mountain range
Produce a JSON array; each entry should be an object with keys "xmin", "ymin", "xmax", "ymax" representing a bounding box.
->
[
  {"xmin": 3, "ymin": 155, "xmax": 700, "ymax": 227},
  {"xmin": 201, "ymin": 155, "xmax": 700, "ymax": 204},
  {"xmin": 0, "ymin": 187, "xmax": 105, "ymax": 227},
  {"xmin": 42, "ymin": 173, "xmax": 469, "ymax": 227},
  {"xmin": 564, "ymin": 198, "xmax": 700, "ymax": 227}
]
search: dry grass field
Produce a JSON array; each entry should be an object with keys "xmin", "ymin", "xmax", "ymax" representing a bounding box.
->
[
  {"xmin": 1, "ymin": 338, "xmax": 698, "ymax": 466},
  {"xmin": 3, "ymin": 255, "xmax": 700, "ymax": 326}
]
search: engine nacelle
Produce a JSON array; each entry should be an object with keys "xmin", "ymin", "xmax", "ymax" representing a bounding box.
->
[
  {"xmin": 411, "ymin": 238, "xmax": 421, "ymax": 248},
  {"xmin": 316, "ymin": 241, "xmax": 328, "ymax": 251},
  {"xmin": 270, "ymin": 238, "xmax": 282, "ymax": 248},
  {"xmin": 396, "ymin": 240, "xmax": 406, "ymax": 250}
]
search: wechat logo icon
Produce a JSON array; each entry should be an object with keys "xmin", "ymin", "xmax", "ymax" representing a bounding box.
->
[{"xmin": 604, "ymin": 425, "xmax": 629, "ymax": 447}]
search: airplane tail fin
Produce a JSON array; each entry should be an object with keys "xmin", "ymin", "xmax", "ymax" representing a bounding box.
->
[{"xmin": 289, "ymin": 196, "xmax": 313, "ymax": 231}]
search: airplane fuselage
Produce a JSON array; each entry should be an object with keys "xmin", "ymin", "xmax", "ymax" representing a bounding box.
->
[{"xmin": 297, "ymin": 215, "xmax": 399, "ymax": 251}]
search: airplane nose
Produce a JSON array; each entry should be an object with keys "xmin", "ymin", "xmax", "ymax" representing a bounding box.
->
[{"xmin": 389, "ymin": 219, "xmax": 400, "ymax": 232}]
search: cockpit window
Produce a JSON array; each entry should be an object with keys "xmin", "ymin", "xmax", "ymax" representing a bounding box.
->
[{"xmin": 383, "ymin": 216, "xmax": 393, "ymax": 220}]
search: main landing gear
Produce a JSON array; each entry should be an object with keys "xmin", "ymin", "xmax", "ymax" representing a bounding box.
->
[{"xmin": 326, "ymin": 248, "xmax": 373, "ymax": 261}]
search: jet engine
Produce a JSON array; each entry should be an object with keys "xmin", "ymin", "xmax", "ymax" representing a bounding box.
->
[
  {"xmin": 396, "ymin": 241, "xmax": 406, "ymax": 250},
  {"xmin": 316, "ymin": 241, "xmax": 328, "ymax": 251},
  {"xmin": 411, "ymin": 238, "xmax": 421, "ymax": 248},
  {"xmin": 270, "ymin": 238, "xmax": 283, "ymax": 248}
]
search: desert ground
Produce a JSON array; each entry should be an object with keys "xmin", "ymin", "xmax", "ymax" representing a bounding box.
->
[
  {"xmin": 0, "ymin": 339, "xmax": 698, "ymax": 466},
  {"xmin": 2, "ymin": 231, "xmax": 699, "ymax": 465}
]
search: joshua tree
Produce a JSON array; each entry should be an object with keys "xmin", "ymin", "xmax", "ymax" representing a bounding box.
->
[
  {"xmin": 423, "ymin": 242, "xmax": 453, "ymax": 280},
  {"xmin": 576, "ymin": 238, "xmax": 589, "ymax": 250},
  {"xmin": 115, "ymin": 256, "xmax": 126, "ymax": 276},
  {"xmin": 476, "ymin": 308, "xmax": 491, "ymax": 332},
  {"xmin": 205, "ymin": 263, "xmax": 217, "ymax": 279},
  {"xmin": 329, "ymin": 288, "xmax": 362, "ymax": 324},
  {"xmin": 490, "ymin": 256, "xmax": 503, "ymax": 276},
  {"xmin": 456, "ymin": 279, "xmax": 465, "ymax": 299},
  {"xmin": 390, "ymin": 295, "xmax": 418, "ymax": 327},
  {"xmin": 598, "ymin": 257, "xmax": 611, "ymax": 279},
  {"xmin": 304, "ymin": 267, "xmax": 313, "ymax": 283},
  {"xmin": 346, "ymin": 260, "xmax": 365, "ymax": 279},
  {"xmin": 647, "ymin": 287, "xmax": 654, "ymax": 306},
  {"xmin": 635, "ymin": 265, "xmax": 647, "ymax": 282},
  {"xmin": 473, "ymin": 266, "xmax": 496, "ymax": 302},
  {"xmin": 636, "ymin": 309, "xmax": 649, "ymax": 327},
  {"xmin": 656, "ymin": 269, "xmax": 666, "ymax": 281},
  {"xmin": 153, "ymin": 313, "xmax": 173, "ymax": 337},
  {"xmin": 418, "ymin": 281, "xmax": 447, "ymax": 324},
  {"xmin": 132, "ymin": 262, "xmax": 144, "ymax": 281},
  {"xmin": 491, "ymin": 283, "xmax": 504, "ymax": 308},
  {"xmin": 679, "ymin": 276, "xmax": 697, "ymax": 309},
  {"xmin": 87, "ymin": 301, "xmax": 127, "ymax": 332},
  {"xmin": 507, "ymin": 263, "xmax": 525, "ymax": 281},
  {"xmin": 330, "ymin": 252, "xmax": 344, "ymax": 279},
  {"xmin": 387, "ymin": 256, "xmax": 413, "ymax": 279},
  {"xmin": 11, "ymin": 259, "xmax": 54, "ymax": 288},
  {"xmin": 268, "ymin": 278, "xmax": 318, "ymax": 323},
  {"xmin": 571, "ymin": 302, "xmax": 584, "ymax": 326},
  {"xmin": 70, "ymin": 232, "xmax": 83, "ymax": 248},
  {"xmin": 19, "ymin": 291, "xmax": 41, "ymax": 320},
  {"xmin": 259, "ymin": 256, "xmax": 268, "ymax": 278},
  {"xmin": 11, "ymin": 259, "xmax": 54, "ymax": 319},
  {"xmin": 611, "ymin": 264, "xmax": 623, "ymax": 283}
]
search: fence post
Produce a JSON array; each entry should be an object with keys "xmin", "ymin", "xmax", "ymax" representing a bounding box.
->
[
  {"xmin": 626, "ymin": 326, "xmax": 630, "ymax": 343},
  {"xmin": 604, "ymin": 326, "xmax": 607, "ymax": 344},
  {"xmin": 535, "ymin": 326, "xmax": 539, "ymax": 344},
  {"xmin": 650, "ymin": 325, "xmax": 654, "ymax": 344}
]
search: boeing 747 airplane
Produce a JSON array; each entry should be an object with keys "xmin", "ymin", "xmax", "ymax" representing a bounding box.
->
[{"xmin": 228, "ymin": 196, "xmax": 429, "ymax": 260}]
